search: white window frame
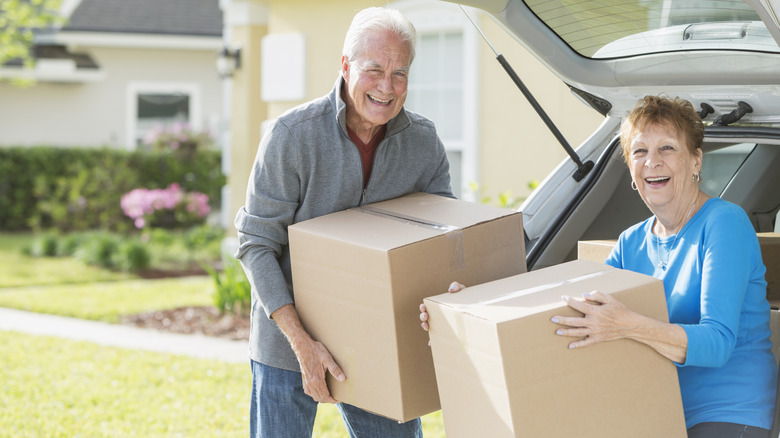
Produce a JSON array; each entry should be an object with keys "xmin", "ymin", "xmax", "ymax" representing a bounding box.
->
[
  {"xmin": 125, "ymin": 81, "xmax": 202, "ymax": 150},
  {"xmin": 393, "ymin": 0, "xmax": 481, "ymax": 201}
]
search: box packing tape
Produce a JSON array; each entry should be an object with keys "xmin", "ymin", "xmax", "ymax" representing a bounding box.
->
[
  {"xmin": 359, "ymin": 205, "xmax": 465, "ymax": 271},
  {"xmin": 448, "ymin": 269, "xmax": 611, "ymax": 352}
]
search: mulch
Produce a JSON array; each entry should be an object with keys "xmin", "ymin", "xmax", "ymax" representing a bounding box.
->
[{"xmin": 121, "ymin": 306, "xmax": 250, "ymax": 341}]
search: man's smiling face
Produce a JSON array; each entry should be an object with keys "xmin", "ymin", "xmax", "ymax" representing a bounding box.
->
[{"xmin": 341, "ymin": 30, "xmax": 411, "ymax": 135}]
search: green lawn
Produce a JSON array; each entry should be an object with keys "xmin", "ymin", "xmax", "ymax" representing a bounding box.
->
[
  {"xmin": 0, "ymin": 277, "xmax": 214, "ymax": 322},
  {"xmin": 0, "ymin": 331, "xmax": 250, "ymax": 437},
  {"xmin": 0, "ymin": 233, "xmax": 446, "ymax": 436},
  {"xmin": 0, "ymin": 233, "xmax": 136, "ymax": 288}
]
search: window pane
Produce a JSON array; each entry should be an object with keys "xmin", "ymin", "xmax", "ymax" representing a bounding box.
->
[
  {"xmin": 446, "ymin": 150, "xmax": 463, "ymax": 198},
  {"xmin": 439, "ymin": 89, "xmax": 463, "ymax": 139},
  {"xmin": 415, "ymin": 35, "xmax": 438, "ymax": 84},
  {"xmin": 524, "ymin": 0, "xmax": 776, "ymax": 58},
  {"xmin": 442, "ymin": 32, "xmax": 463, "ymax": 83},
  {"xmin": 136, "ymin": 93, "xmax": 190, "ymax": 146},
  {"xmin": 700, "ymin": 142, "xmax": 754, "ymax": 196},
  {"xmin": 408, "ymin": 30, "xmax": 464, "ymax": 142}
]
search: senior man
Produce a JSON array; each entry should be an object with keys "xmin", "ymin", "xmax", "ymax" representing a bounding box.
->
[{"xmin": 234, "ymin": 7, "xmax": 453, "ymax": 438}]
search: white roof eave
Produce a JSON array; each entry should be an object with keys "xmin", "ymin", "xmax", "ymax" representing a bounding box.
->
[
  {"xmin": 0, "ymin": 66, "xmax": 106, "ymax": 83},
  {"xmin": 35, "ymin": 31, "xmax": 223, "ymax": 51}
]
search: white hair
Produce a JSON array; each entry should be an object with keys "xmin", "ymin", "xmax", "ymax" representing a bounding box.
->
[{"xmin": 342, "ymin": 7, "xmax": 416, "ymax": 65}]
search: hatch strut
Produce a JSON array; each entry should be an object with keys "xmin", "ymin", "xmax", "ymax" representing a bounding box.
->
[{"xmin": 459, "ymin": 5, "xmax": 594, "ymax": 182}]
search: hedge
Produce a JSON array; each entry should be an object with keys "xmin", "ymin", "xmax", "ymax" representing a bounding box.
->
[{"xmin": 0, "ymin": 147, "xmax": 225, "ymax": 232}]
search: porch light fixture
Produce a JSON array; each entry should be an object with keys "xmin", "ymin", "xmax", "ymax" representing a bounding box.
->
[{"xmin": 216, "ymin": 45, "xmax": 242, "ymax": 78}]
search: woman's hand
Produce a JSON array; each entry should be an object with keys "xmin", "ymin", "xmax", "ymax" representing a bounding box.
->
[
  {"xmin": 551, "ymin": 291, "xmax": 688, "ymax": 362},
  {"xmin": 420, "ymin": 281, "xmax": 465, "ymax": 332},
  {"xmin": 550, "ymin": 291, "xmax": 637, "ymax": 349}
]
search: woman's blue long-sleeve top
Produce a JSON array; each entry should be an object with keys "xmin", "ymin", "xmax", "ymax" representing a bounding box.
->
[{"xmin": 606, "ymin": 197, "xmax": 777, "ymax": 429}]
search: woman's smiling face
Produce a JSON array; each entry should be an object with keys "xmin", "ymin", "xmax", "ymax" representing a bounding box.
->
[{"xmin": 628, "ymin": 121, "xmax": 702, "ymax": 213}]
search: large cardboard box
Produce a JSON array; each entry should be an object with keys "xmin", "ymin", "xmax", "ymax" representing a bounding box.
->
[
  {"xmin": 758, "ymin": 233, "xmax": 780, "ymax": 301},
  {"xmin": 577, "ymin": 239, "xmax": 617, "ymax": 263},
  {"xmin": 424, "ymin": 259, "xmax": 686, "ymax": 438},
  {"xmin": 288, "ymin": 192, "xmax": 527, "ymax": 421},
  {"xmin": 770, "ymin": 309, "xmax": 780, "ymax": 365}
]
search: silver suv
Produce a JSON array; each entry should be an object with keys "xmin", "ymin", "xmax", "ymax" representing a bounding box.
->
[{"xmin": 445, "ymin": 0, "xmax": 780, "ymax": 270}]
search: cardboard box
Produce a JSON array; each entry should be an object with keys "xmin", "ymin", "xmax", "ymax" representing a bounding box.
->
[
  {"xmin": 580, "ymin": 234, "xmax": 780, "ymax": 300},
  {"xmin": 577, "ymin": 239, "xmax": 617, "ymax": 263},
  {"xmin": 758, "ymin": 233, "xmax": 780, "ymax": 301},
  {"xmin": 423, "ymin": 259, "xmax": 686, "ymax": 438},
  {"xmin": 288, "ymin": 192, "xmax": 526, "ymax": 421}
]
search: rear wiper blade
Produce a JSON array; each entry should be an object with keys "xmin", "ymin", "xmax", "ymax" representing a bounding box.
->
[{"xmin": 459, "ymin": 5, "xmax": 594, "ymax": 182}]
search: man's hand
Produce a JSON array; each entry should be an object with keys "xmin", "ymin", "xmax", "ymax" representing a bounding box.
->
[
  {"xmin": 272, "ymin": 304, "xmax": 345, "ymax": 403},
  {"xmin": 294, "ymin": 336, "xmax": 345, "ymax": 403}
]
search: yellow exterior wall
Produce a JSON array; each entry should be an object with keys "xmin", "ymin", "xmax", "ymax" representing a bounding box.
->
[
  {"xmin": 228, "ymin": 21, "xmax": 267, "ymax": 236},
  {"xmin": 263, "ymin": 0, "xmax": 385, "ymax": 120}
]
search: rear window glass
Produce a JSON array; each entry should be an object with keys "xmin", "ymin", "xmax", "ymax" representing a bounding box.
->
[
  {"xmin": 700, "ymin": 142, "xmax": 754, "ymax": 196},
  {"xmin": 524, "ymin": 0, "xmax": 780, "ymax": 58}
]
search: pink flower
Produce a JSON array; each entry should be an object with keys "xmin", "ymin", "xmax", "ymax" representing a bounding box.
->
[{"xmin": 121, "ymin": 184, "xmax": 210, "ymax": 229}]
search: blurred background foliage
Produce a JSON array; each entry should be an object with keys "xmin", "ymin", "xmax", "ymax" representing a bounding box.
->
[{"xmin": 0, "ymin": 146, "xmax": 224, "ymax": 232}]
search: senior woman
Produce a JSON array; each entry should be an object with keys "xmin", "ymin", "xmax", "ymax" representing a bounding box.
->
[
  {"xmin": 420, "ymin": 96, "xmax": 777, "ymax": 437},
  {"xmin": 554, "ymin": 95, "xmax": 776, "ymax": 437}
]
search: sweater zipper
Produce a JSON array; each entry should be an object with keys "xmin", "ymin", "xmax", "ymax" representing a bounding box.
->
[{"xmin": 355, "ymin": 131, "xmax": 386, "ymax": 206}]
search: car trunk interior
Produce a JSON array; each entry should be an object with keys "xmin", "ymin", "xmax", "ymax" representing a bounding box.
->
[{"xmin": 532, "ymin": 132, "xmax": 780, "ymax": 270}]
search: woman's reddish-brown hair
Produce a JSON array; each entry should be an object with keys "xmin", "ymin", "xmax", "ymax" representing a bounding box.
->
[{"xmin": 619, "ymin": 95, "xmax": 704, "ymax": 163}]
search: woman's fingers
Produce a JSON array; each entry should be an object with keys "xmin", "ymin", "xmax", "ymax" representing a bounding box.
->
[
  {"xmin": 420, "ymin": 303, "xmax": 429, "ymax": 331},
  {"xmin": 419, "ymin": 282, "xmax": 464, "ymax": 333},
  {"xmin": 550, "ymin": 314, "xmax": 585, "ymax": 328},
  {"xmin": 448, "ymin": 282, "xmax": 465, "ymax": 293}
]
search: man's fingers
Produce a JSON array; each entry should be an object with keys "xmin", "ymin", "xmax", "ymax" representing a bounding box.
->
[
  {"xmin": 327, "ymin": 361, "xmax": 345, "ymax": 382},
  {"xmin": 303, "ymin": 379, "xmax": 338, "ymax": 404}
]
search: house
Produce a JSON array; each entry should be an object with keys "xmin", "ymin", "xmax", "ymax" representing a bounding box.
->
[
  {"xmin": 0, "ymin": 0, "xmax": 225, "ymax": 150},
  {"xmin": 218, "ymin": 0, "xmax": 605, "ymax": 236},
  {"xmin": 1, "ymin": 0, "xmax": 605, "ymax": 236}
]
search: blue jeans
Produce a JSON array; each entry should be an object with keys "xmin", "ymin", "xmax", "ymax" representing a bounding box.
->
[{"xmin": 250, "ymin": 360, "xmax": 422, "ymax": 438}]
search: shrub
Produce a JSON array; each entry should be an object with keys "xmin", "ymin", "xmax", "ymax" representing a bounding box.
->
[
  {"xmin": 115, "ymin": 241, "xmax": 151, "ymax": 272},
  {"xmin": 19, "ymin": 227, "xmax": 222, "ymax": 274},
  {"xmin": 31, "ymin": 233, "xmax": 59, "ymax": 257},
  {"xmin": 0, "ymin": 147, "xmax": 224, "ymax": 232},
  {"xmin": 57, "ymin": 234, "xmax": 87, "ymax": 257},
  {"xmin": 185, "ymin": 224, "xmax": 224, "ymax": 253},
  {"xmin": 147, "ymin": 228, "xmax": 176, "ymax": 246},
  {"xmin": 206, "ymin": 257, "xmax": 250, "ymax": 316},
  {"xmin": 142, "ymin": 122, "xmax": 214, "ymax": 160},
  {"xmin": 76, "ymin": 233, "xmax": 120, "ymax": 269}
]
